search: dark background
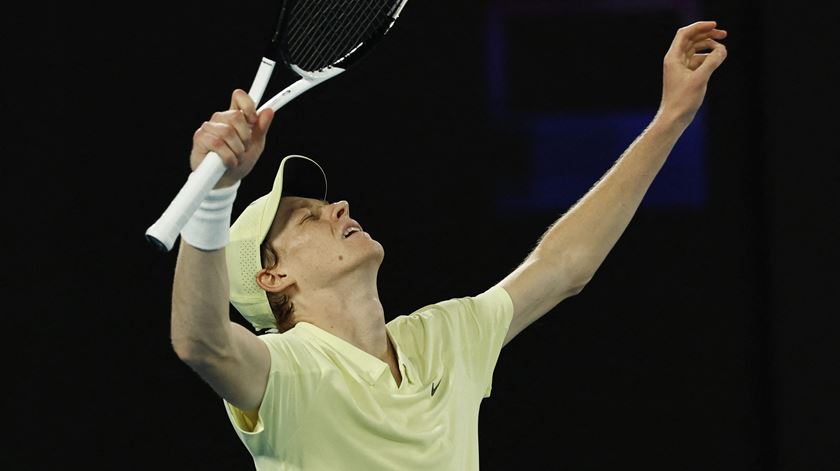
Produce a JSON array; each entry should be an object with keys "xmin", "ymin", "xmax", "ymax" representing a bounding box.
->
[{"xmin": 5, "ymin": 0, "xmax": 838, "ymax": 469}]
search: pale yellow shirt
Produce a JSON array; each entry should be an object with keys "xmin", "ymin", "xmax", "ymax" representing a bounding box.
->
[{"xmin": 225, "ymin": 285, "xmax": 514, "ymax": 470}]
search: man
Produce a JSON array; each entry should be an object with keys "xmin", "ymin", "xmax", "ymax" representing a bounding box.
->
[{"xmin": 170, "ymin": 21, "xmax": 727, "ymax": 470}]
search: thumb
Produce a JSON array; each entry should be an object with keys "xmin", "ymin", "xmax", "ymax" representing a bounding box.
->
[
  {"xmin": 698, "ymin": 43, "xmax": 727, "ymax": 78},
  {"xmin": 252, "ymin": 108, "xmax": 275, "ymax": 141}
]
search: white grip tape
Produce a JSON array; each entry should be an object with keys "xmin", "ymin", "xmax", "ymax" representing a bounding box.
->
[
  {"xmin": 145, "ymin": 153, "xmax": 227, "ymax": 251},
  {"xmin": 249, "ymin": 58, "xmax": 276, "ymax": 106}
]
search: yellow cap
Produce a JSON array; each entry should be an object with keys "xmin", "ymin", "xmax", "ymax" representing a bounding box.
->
[{"xmin": 227, "ymin": 155, "xmax": 328, "ymax": 330}]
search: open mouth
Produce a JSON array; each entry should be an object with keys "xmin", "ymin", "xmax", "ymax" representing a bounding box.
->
[{"xmin": 343, "ymin": 227, "xmax": 362, "ymax": 238}]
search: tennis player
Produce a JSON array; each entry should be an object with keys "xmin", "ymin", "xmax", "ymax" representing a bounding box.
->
[{"xmin": 170, "ymin": 21, "xmax": 727, "ymax": 470}]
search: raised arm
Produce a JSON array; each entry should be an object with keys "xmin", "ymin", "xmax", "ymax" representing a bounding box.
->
[
  {"xmin": 498, "ymin": 21, "xmax": 728, "ymax": 346},
  {"xmin": 170, "ymin": 90, "xmax": 275, "ymax": 412}
]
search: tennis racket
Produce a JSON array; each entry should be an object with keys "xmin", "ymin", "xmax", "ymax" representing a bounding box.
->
[{"xmin": 146, "ymin": 0, "xmax": 409, "ymax": 252}]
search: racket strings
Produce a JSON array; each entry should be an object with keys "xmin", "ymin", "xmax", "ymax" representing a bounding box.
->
[
  {"xmin": 303, "ymin": 0, "xmax": 375, "ymax": 70},
  {"xmin": 292, "ymin": 0, "xmax": 360, "ymax": 69},
  {"xmin": 285, "ymin": 0, "xmax": 397, "ymax": 71},
  {"xmin": 290, "ymin": 0, "xmax": 378, "ymax": 69},
  {"xmin": 286, "ymin": 0, "xmax": 335, "ymax": 52},
  {"xmin": 328, "ymin": 0, "xmax": 392, "ymax": 65}
]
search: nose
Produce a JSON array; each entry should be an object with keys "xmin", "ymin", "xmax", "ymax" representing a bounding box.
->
[{"xmin": 330, "ymin": 200, "xmax": 349, "ymax": 221}]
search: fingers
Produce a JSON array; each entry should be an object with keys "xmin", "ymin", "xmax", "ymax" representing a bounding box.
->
[
  {"xmin": 211, "ymin": 110, "xmax": 252, "ymax": 146},
  {"xmin": 688, "ymin": 53, "xmax": 708, "ymax": 70},
  {"xmin": 669, "ymin": 21, "xmax": 726, "ymax": 56},
  {"xmin": 194, "ymin": 121, "xmax": 245, "ymax": 167},
  {"xmin": 683, "ymin": 38, "xmax": 724, "ymax": 68},
  {"xmin": 692, "ymin": 38, "xmax": 721, "ymax": 53},
  {"xmin": 191, "ymin": 89, "xmax": 275, "ymax": 171},
  {"xmin": 665, "ymin": 21, "xmax": 728, "ymax": 74},
  {"xmin": 682, "ymin": 41, "xmax": 726, "ymax": 73},
  {"xmin": 696, "ymin": 39, "xmax": 727, "ymax": 76},
  {"xmin": 681, "ymin": 20, "xmax": 718, "ymax": 40},
  {"xmin": 689, "ymin": 26, "xmax": 727, "ymax": 43}
]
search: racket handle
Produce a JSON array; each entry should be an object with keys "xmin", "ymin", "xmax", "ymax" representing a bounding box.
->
[
  {"xmin": 250, "ymin": 58, "xmax": 276, "ymax": 107},
  {"xmin": 145, "ymin": 153, "xmax": 227, "ymax": 251}
]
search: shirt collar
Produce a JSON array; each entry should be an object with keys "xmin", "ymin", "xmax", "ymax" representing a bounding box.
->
[
  {"xmin": 293, "ymin": 322, "xmax": 414, "ymax": 386},
  {"xmin": 387, "ymin": 324, "xmax": 417, "ymax": 385}
]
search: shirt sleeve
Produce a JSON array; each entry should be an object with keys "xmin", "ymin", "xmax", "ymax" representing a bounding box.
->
[
  {"xmin": 448, "ymin": 285, "xmax": 514, "ymax": 397},
  {"xmin": 400, "ymin": 285, "xmax": 514, "ymax": 398},
  {"xmin": 223, "ymin": 332, "xmax": 320, "ymax": 458}
]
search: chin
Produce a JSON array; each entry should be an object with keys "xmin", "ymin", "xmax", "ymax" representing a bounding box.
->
[
  {"xmin": 342, "ymin": 237, "xmax": 384, "ymax": 271},
  {"xmin": 366, "ymin": 239, "xmax": 385, "ymax": 265}
]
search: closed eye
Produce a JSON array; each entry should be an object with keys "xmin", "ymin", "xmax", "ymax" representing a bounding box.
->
[
  {"xmin": 296, "ymin": 211, "xmax": 314, "ymax": 225},
  {"xmin": 295, "ymin": 203, "xmax": 323, "ymax": 225}
]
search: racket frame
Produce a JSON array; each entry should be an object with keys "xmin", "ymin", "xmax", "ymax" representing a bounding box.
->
[{"xmin": 145, "ymin": 0, "xmax": 409, "ymax": 251}]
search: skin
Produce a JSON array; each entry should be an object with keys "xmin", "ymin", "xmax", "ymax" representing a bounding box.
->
[
  {"xmin": 256, "ymin": 196, "xmax": 397, "ymax": 383},
  {"xmin": 171, "ymin": 21, "xmax": 727, "ymax": 417}
]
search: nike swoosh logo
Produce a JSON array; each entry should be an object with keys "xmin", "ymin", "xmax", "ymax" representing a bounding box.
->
[{"xmin": 431, "ymin": 379, "xmax": 442, "ymax": 397}]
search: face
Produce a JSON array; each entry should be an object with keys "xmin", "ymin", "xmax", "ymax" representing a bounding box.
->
[{"xmin": 263, "ymin": 197, "xmax": 384, "ymax": 290}]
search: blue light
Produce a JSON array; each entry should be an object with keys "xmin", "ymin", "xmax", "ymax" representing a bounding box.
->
[{"xmin": 497, "ymin": 110, "xmax": 707, "ymax": 212}]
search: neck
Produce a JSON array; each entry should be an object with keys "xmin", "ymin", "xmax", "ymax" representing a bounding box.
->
[{"xmin": 293, "ymin": 274, "xmax": 390, "ymax": 362}]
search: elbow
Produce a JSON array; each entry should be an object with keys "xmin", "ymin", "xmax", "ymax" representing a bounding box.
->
[
  {"xmin": 567, "ymin": 272, "xmax": 593, "ymax": 296},
  {"xmin": 567, "ymin": 251, "xmax": 598, "ymax": 295},
  {"xmin": 551, "ymin": 274, "xmax": 590, "ymax": 303},
  {"xmin": 569, "ymin": 283, "xmax": 586, "ymax": 297},
  {"xmin": 171, "ymin": 333, "xmax": 231, "ymax": 369},
  {"xmin": 171, "ymin": 337, "xmax": 199, "ymax": 364},
  {"xmin": 530, "ymin": 251, "xmax": 593, "ymax": 300},
  {"xmin": 171, "ymin": 336, "xmax": 208, "ymax": 368},
  {"xmin": 566, "ymin": 279, "xmax": 588, "ymax": 297},
  {"xmin": 170, "ymin": 305, "xmax": 235, "ymax": 367}
]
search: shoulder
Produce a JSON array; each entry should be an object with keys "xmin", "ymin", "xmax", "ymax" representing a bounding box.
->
[
  {"xmin": 387, "ymin": 285, "xmax": 514, "ymax": 341},
  {"xmin": 257, "ymin": 328, "xmax": 307, "ymax": 351},
  {"xmin": 399, "ymin": 285, "xmax": 513, "ymax": 323},
  {"xmin": 256, "ymin": 327, "xmax": 323, "ymax": 374}
]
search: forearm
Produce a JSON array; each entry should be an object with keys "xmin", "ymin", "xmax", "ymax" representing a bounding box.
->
[
  {"xmin": 499, "ymin": 22, "xmax": 726, "ymax": 344},
  {"xmin": 532, "ymin": 113, "xmax": 687, "ymax": 281},
  {"xmin": 171, "ymin": 240, "xmax": 235, "ymax": 362}
]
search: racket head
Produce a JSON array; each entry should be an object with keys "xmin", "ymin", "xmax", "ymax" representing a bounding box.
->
[{"xmin": 274, "ymin": 0, "xmax": 409, "ymax": 78}]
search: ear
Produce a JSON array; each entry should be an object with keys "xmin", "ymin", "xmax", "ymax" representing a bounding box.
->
[{"xmin": 255, "ymin": 267, "xmax": 297, "ymax": 294}]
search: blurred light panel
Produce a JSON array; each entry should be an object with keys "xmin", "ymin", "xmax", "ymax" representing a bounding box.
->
[
  {"xmin": 498, "ymin": 110, "xmax": 706, "ymax": 212},
  {"xmin": 487, "ymin": 0, "xmax": 706, "ymax": 213}
]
